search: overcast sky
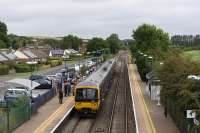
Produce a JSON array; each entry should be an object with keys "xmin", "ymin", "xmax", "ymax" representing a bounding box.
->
[{"xmin": 0, "ymin": 0, "xmax": 199, "ymax": 39}]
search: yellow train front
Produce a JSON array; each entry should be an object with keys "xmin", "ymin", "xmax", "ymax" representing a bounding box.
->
[{"xmin": 74, "ymin": 81, "xmax": 100, "ymax": 114}]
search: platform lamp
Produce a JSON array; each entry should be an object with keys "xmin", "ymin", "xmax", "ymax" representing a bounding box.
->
[
  {"xmin": 156, "ymin": 62, "xmax": 164, "ymax": 106},
  {"xmin": 148, "ymin": 56, "xmax": 153, "ymax": 70}
]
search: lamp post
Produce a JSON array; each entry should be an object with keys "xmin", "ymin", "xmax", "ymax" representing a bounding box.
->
[
  {"xmin": 62, "ymin": 55, "xmax": 69, "ymax": 71},
  {"xmin": 26, "ymin": 60, "xmax": 37, "ymax": 117},
  {"xmin": 156, "ymin": 62, "xmax": 164, "ymax": 106},
  {"xmin": 26, "ymin": 61, "xmax": 38, "ymax": 89},
  {"xmin": 148, "ymin": 56, "xmax": 153, "ymax": 70}
]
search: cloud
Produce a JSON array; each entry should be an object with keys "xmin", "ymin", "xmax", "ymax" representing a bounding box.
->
[{"xmin": 0, "ymin": 0, "xmax": 199, "ymax": 39}]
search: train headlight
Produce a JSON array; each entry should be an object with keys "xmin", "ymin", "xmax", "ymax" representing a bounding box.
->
[
  {"xmin": 76, "ymin": 103, "xmax": 81, "ymax": 106},
  {"xmin": 92, "ymin": 103, "xmax": 97, "ymax": 106}
]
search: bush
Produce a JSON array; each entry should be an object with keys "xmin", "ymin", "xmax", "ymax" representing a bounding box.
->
[
  {"xmin": 50, "ymin": 60, "xmax": 62, "ymax": 67},
  {"xmin": 14, "ymin": 63, "xmax": 31, "ymax": 73},
  {"xmin": 0, "ymin": 64, "xmax": 9, "ymax": 75}
]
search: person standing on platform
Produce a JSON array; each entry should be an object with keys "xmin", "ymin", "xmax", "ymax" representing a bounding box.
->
[
  {"xmin": 64, "ymin": 79, "xmax": 68, "ymax": 97},
  {"xmin": 66, "ymin": 81, "xmax": 72, "ymax": 96},
  {"xmin": 164, "ymin": 106, "xmax": 168, "ymax": 118},
  {"xmin": 58, "ymin": 90, "xmax": 63, "ymax": 104}
]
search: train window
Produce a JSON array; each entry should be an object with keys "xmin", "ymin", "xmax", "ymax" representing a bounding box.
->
[
  {"xmin": 87, "ymin": 89, "xmax": 97, "ymax": 99},
  {"xmin": 76, "ymin": 89, "xmax": 86, "ymax": 100},
  {"xmin": 75, "ymin": 88, "xmax": 98, "ymax": 101}
]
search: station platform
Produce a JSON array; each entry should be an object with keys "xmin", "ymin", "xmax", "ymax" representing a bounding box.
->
[
  {"xmin": 128, "ymin": 63, "xmax": 180, "ymax": 133},
  {"xmin": 13, "ymin": 95, "xmax": 74, "ymax": 133}
]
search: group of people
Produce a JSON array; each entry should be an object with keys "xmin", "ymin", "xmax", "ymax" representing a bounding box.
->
[
  {"xmin": 57, "ymin": 78, "xmax": 73, "ymax": 104},
  {"xmin": 57, "ymin": 75, "xmax": 79, "ymax": 104},
  {"xmin": 57, "ymin": 63, "xmax": 99, "ymax": 104}
]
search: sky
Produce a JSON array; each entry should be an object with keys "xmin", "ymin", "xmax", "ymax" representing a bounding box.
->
[{"xmin": 0, "ymin": 0, "xmax": 199, "ymax": 39}]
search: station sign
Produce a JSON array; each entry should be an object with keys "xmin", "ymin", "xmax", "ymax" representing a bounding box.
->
[{"xmin": 187, "ymin": 110, "xmax": 196, "ymax": 119}]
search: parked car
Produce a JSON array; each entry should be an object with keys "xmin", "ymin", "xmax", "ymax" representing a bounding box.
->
[
  {"xmin": 86, "ymin": 60, "xmax": 94, "ymax": 67},
  {"xmin": 34, "ymin": 79, "xmax": 52, "ymax": 89},
  {"xmin": 4, "ymin": 87, "xmax": 30, "ymax": 102},
  {"xmin": 29, "ymin": 75, "xmax": 49, "ymax": 81},
  {"xmin": 29, "ymin": 75, "xmax": 52, "ymax": 89}
]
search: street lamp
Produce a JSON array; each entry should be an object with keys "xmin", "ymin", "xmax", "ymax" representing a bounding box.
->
[
  {"xmin": 62, "ymin": 55, "xmax": 69, "ymax": 71},
  {"xmin": 26, "ymin": 60, "xmax": 37, "ymax": 110},
  {"xmin": 26, "ymin": 61, "xmax": 38, "ymax": 89},
  {"xmin": 160, "ymin": 62, "xmax": 164, "ymax": 65}
]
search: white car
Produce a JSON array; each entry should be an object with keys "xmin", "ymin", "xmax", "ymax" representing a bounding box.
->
[
  {"xmin": 86, "ymin": 61, "xmax": 94, "ymax": 67},
  {"xmin": 4, "ymin": 87, "xmax": 31, "ymax": 101}
]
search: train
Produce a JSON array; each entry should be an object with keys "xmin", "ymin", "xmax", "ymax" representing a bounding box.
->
[{"xmin": 74, "ymin": 59, "xmax": 115, "ymax": 114}]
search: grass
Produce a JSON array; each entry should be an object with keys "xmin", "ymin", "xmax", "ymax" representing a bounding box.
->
[{"xmin": 183, "ymin": 50, "xmax": 200, "ymax": 62}]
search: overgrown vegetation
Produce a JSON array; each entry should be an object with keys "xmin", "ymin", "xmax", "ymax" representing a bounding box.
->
[
  {"xmin": 0, "ymin": 64, "xmax": 9, "ymax": 75},
  {"xmin": 130, "ymin": 23, "xmax": 200, "ymax": 132},
  {"xmin": 14, "ymin": 63, "xmax": 31, "ymax": 73}
]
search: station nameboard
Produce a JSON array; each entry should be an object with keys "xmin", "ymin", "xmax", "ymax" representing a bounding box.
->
[{"xmin": 187, "ymin": 110, "xmax": 196, "ymax": 119}]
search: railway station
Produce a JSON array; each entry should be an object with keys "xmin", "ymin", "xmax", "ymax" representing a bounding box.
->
[{"xmin": 8, "ymin": 53, "xmax": 179, "ymax": 133}]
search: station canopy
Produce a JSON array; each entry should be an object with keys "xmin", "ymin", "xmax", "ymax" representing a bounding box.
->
[{"xmin": 6, "ymin": 78, "xmax": 40, "ymax": 90}]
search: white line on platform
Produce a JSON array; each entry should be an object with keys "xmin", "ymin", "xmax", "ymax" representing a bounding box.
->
[
  {"xmin": 127, "ymin": 64, "xmax": 139, "ymax": 133},
  {"xmin": 50, "ymin": 105, "xmax": 74, "ymax": 133}
]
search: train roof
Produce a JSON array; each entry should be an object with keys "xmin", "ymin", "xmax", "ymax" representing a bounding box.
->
[{"xmin": 76, "ymin": 81, "xmax": 98, "ymax": 87}]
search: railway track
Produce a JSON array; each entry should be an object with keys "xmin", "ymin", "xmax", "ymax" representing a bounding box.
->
[
  {"xmin": 107, "ymin": 54, "xmax": 129, "ymax": 133},
  {"xmin": 53, "ymin": 53, "xmax": 136, "ymax": 133}
]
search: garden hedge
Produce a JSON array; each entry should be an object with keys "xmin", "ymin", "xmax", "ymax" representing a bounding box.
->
[
  {"xmin": 0, "ymin": 64, "xmax": 9, "ymax": 75},
  {"xmin": 14, "ymin": 63, "xmax": 31, "ymax": 73}
]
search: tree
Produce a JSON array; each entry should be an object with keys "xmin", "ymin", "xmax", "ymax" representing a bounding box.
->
[
  {"xmin": 155, "ymin": 55, "xmax": 200, "ymax": 129},
  {"xmin": 0, "ymin": 21, "xmax": 9, "ymax": 48},
  {"xmin": 106, "ymin": 34, "xmax": 121, "ymax": 54},
  {"xmin": 43, "ymin": 39, "xmax": 61, "ymax": 49},
  {"xmin": 87, "ymin": 37, "xmax": 108, "ymax": 52},
  {"xmin": 0, "ymin": 21, "xmax": 7, "ymax": 34},
  {"xmin": 132, "ymin": 24, "xmax": 171, "ymax": 56},
  {"xmin": 62, "ymin": 35, "xmax": 82, "ymax": 50}
]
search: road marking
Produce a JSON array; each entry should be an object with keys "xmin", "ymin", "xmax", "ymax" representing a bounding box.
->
[
  {"xmin": 33, "ymin": 97, "xmax": 74, "ymax": 133},
  {"xmin": 131, "ymin": 64, "xmax": 156, "ymax": 133}
]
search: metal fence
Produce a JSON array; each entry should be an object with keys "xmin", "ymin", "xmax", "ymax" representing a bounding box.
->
[{"xmin": 0, "ymin": 97, "xmax": 30, "ymax": 133}]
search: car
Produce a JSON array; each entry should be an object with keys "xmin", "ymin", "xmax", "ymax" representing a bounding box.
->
[
  {"xmin": 55, "ymin": 72, "xmax": 62, "ymax": 77},
  {"xmin": 29, "ymin": 75, "xmax": 49, "ymax": 81},
  {"xmin": 34, "ymin": 79, "xmax": 52, "ymax": 89},
  {"xmin": 87, "ymin": 61, "xmax": 94, "ymax": 67},
  {"xmin": 29, "ymin": 75, "xmax": 52, "ymax": 89},
  {"xmin": 4, "ymin": 87, "xmax": 30, "ymax": 102}
]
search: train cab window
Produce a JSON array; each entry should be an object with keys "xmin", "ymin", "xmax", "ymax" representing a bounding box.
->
[
  {"xmin": 75, "ymin": 88, "xmax": 98, "ymax": 101},
  {"xmin": 87, "ymin": 89, "xmax": 97, "ymax": 99}
]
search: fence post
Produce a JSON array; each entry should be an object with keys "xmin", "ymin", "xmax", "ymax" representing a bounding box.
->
[{"xmin": 6, "ymin": 102, "xmax": 10, "ymax": 133}]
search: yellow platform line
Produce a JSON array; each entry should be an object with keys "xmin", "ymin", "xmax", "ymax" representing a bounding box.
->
[
  {"xmin": 131, "ymin": 65, "xmax": 156, "ymax": 133},
  {"xmin": 33, "ymin": 97, "xmax": 74, "ymax": 133}
]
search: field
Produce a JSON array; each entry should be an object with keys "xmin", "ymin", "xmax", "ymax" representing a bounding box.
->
[{"xmin": 183, "ymin": 50, "xmax": 200, "ymax": 62}]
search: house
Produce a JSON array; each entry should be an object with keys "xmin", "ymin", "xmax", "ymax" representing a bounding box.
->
[
  {"xmin": 79, "ymin": 39, "xmax": 89, "ymax": 53},
  {"xmin": 30, "ymin": 49, "xmax": 49, "ymax": 61},
  {"xmin": 22, "ymin": 50, "xmax": 37, "ymax": 60},
  {"xmin": 49, "ymin": 49, "xmax": 64, "ymax": 58},
  {"xmin": 0, "ymin": 49, "xmax": 17, "ymax": 61},
  {"xmin": 146, "ymin": 71, "xmax": 161, "ymax": 101},
  {"xmin": 64, "ymin": 49, "xmax": 79, "ymax": 56},
  {"xmin": 0, "ymin": 53, "xmax": 8, "ymax": 63},
  {"xmin": 14, "ymin": 50, "xmax": 29, "ymax": 60}
]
